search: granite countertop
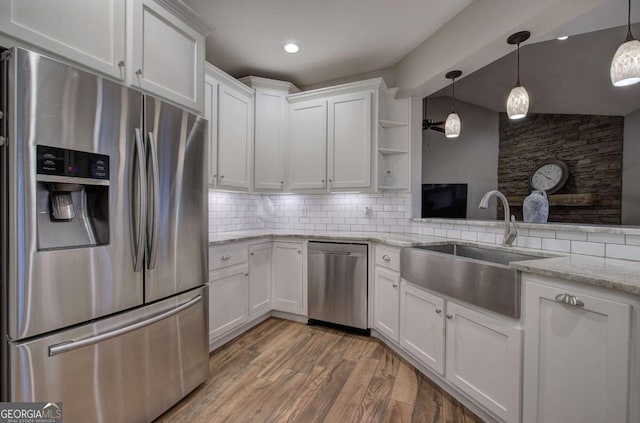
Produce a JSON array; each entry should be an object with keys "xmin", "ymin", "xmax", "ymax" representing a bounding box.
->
[{"xmin": 209, "ymin": 230, "xmax": 640, "ymax": 297}]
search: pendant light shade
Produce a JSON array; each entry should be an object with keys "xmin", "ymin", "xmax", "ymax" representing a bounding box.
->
[
  {"xmin": 445, "ymin": 112, "xmax": 461, "ymax": 138},
  {"xmin": 506, "ymin": 31, "xmax": 531, "ymax": 120},
  {"xmin": 610, "ymin": 0, "xmax": 640, "ymax": 87},
  {"xmin": 507, "ymin": 85, "xmax": 530, "ymax": 120},
  {"xmin": 444, "ymin": 70, "xmax": 462, "ymax": 138}
]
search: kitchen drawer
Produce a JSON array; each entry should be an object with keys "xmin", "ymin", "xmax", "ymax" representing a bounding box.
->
[
  {"xmin": 375, "ymin": 245, "xmax": 400, "ymax": 272},
  {"xmin": 209, "ymin": 243, "xmax": 248, "ymax": 272}
]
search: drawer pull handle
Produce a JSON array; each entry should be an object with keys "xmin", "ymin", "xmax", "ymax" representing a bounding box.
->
[
  {"xmin": 221, "ymin": 255, "xmax": 231, "ymax": 261},
  {"xmin": 555, "ymin": 293, "xmax": 584, "ymax": 307},
  {"xmin": 446, "ymin": 314, "xmax": 453, "ymax": 320},
  {"xmin": 382, "ymin": 254, "xmax": 391, "ymax": 261},
  {"xmin": 435, "ymin": 309, "xmax": 442, "ymax": 314}
]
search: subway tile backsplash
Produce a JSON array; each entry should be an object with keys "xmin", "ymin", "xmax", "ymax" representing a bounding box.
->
[{"xmin": 209, "ymin": 190, "xmax": 640, "ymax": 262}]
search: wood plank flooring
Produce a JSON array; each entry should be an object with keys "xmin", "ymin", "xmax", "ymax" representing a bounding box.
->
[{"xmin": 155, "ymin": 318, "xmax": 484, "ymax": 423}]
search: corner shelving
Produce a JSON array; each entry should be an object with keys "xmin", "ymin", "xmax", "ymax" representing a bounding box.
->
[
  {"xmin": 379, "ymin": 119, "xmax": 408, "ymax": 128},
  {"xmin": 377, "ymin": 89, "xmax": 410, "ymax": 191}
]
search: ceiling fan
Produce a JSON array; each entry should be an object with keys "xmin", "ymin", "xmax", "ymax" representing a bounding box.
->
[{"xmin": 422, "ymin": 96, "xmax": 445, "ymax": 133}]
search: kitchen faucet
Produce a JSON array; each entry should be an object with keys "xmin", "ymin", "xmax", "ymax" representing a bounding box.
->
[{"xmin": 479, "ymin": 190, "xmax": 518, "ymax": 247}]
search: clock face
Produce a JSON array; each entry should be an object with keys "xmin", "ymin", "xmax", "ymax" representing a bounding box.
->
[{"xmin": 530, "ymin": 163, "xmax": 566, "ymax": 192}]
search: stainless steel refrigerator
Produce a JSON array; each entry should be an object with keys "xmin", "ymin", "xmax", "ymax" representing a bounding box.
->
[{"xmin": 0, "ymin": 47, "xmax": 209, "ymax": 422}]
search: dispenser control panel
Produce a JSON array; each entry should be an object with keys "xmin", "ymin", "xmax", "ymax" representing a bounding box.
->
[{"xmin": 37, "ymin": 145, "xmax": 109, "ymax": 180}]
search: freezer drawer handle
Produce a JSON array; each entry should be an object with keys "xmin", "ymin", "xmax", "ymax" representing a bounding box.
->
[{"xmin": 48, "ymin": 295, "xmax": 202, "ymax": 357}]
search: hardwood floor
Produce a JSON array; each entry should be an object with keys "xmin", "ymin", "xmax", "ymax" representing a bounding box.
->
[{"xmin": 156, "ymin": 318, "xmax": 484, "ymax": 423}]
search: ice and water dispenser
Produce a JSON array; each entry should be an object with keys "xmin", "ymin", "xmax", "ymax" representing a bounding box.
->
[{"xmin": 36, "ymin": 145, "xmax": 110, "ymax": 250}]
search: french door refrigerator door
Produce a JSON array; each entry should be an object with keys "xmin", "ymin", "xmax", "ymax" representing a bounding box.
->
[
  {"xmin": 143, "ymin": 95, "xmax": 207, "ymax": 303},
  {"xmin": 8, "ymin": 286, "xmax": 209, "ymax": 423},
  {"xmin": 6, "ymin": 48, "xmax": 144, "ymax": 340}
]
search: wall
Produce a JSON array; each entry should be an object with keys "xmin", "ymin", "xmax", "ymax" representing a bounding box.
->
[
  {"xmin": 623, "ymin": 108, "xmax": 640, "ymax": 225},
  {"xmin": 422, "ymin": 97, "xmax": 499, "ymax": 219},
  {"xmin": 498, "ymin": 113, "xmax": 623, "ymax": 224},
  {"xmin": 209, "ymin": 191, "xmax": 411, "ymax": 238}
]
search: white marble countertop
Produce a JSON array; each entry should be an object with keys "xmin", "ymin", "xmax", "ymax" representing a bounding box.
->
[{"xmin": 209, "ymin": 230, "xmax": 640, "ymax": 297}]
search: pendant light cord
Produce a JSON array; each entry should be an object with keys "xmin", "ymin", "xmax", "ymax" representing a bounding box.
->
[
  {"xmin": 451, "ymin": 78, "xmax": 456, "ymax": 111},
  {"xmin": 626, "ymin": 0, "xmax": 634, "ymax": 41},
  {"xmin": 516, "ymin": 43, "xmax": 521, "ymax": 86}
]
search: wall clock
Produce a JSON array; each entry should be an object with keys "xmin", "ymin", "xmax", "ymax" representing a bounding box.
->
[{"xmin": 528, "ymin": 160, "xmax": 570, "ymax": 194}]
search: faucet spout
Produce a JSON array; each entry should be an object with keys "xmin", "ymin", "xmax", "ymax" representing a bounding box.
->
[{"xmin": 479, "ymin": 190, "xmax": 518, "ymax": 247}]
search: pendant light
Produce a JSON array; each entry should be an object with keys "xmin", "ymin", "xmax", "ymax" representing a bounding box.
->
[
  {"xmin": 506, "ymin": 31, "xmax": 531, "ymax": 120},
  {"xmin": 610, "ymin": 0, "xmax": 640, "ymax": 87},
  {"xmin": 445, "ymin": 70, "xmax": 462, "ymax": 138}
]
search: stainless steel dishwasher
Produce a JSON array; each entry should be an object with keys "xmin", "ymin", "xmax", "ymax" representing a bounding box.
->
[{"xmin": 308, "ymin": 242, "xmax": 368, "ymax": 331}]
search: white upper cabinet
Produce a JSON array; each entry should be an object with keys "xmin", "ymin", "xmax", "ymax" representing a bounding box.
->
[
  {"xmin": 0, "ymin": 0, "xmax": 126, "ymax": 80},
  {"xmin": 241, "ymin": 77, "xmax": 299, "ymax": 191},
  {"xmin": 204, "ymin": 76, "xmax": 218, "ymax": 186},
  {"xmin": 523, "ymin": 279, "xmax": 631, "ymax": 423},
  {"xmin": 130, "ymin": 0, "xmax": 205, "ymax": 112},
  {"xmin": 216, "ymin": 80, "xmax": 254, "ymax": 190},
  {"xmin": 288, "ymin": 99, "xmax": 328, "ymax": 190},
  {"xmin": 327, "ymin": 91, "xmax": 372, "ymax": 189}
]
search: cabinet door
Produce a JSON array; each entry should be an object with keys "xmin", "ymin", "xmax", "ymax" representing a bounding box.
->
[
  {"xmin": 131, "ymin": 0, "xmax": 204, "ymax": 112},
  {"xmin": 209, "ymin": 267, "xmax": 249, "ymax": 343},
  {"xmin": 400, "ymin": 283, "xmax": 445, "ymax": 375},
  {"xmin": 289, "ymin": 100, "xmax": 327, "ymax": 190},
  {"xmin": 254, "ymin": 89, "xmax": 287, "ymax": 190},
  {"xmin": 248, "ymin": 243, "xmax": 272, "ymax": 318},
  {"xmin": 204, "ymin": 76, "xmax": 218, "ymax": 186},
  {"xmin": 272, "ymin": 242, "xmax": 305, "ymax": 315},
  {"xmin": 217, "ymin": 83, "xmax": 253, "ymax": 189},
  {"xmin": 327, "ymin": 91, "xmax": 372, "ymax": 189},
  {"xmin": 445, "ymin": 302, "xmax": 522, "ymax": 423},
  {"xmin": 374, "ymin": 267, "xmax": 400, "ymax": 342},
  {"xmin": 0, "ymin": 0, "xmax": 126, "ymax": 80},
  {"xmin": 523, "ymin": 282, "xmax": 631, "ymax": 423}
]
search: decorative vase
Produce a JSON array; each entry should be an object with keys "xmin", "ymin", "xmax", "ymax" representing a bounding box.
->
[{"xmin": 523, "ymin": 190, "xmax": 549, "ymax": 223}]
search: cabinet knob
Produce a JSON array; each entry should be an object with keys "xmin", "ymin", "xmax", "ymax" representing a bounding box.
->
[
  {"xmin": 220, "ymin": 175, "xmax": 225, "ymax": 179},
  {"xmin": 297, "ymin": 250, "xmax": 301, "ymax": 254},
  {"xmin": 392, "ymin": 284, "xmax": 398, "ymax": 288},
  {"xmin": 117, "ymin": 60, "xmax": 125, "ymax": 67},
  {"xmin": 555, "ymin": 293, "xmax": 585, "ymax": 307},
  {"xmin": 250, "ymin": 252, "xmax": 255, "ymax": 256},
  {"xmin": 382, "ymin": 254, "xmax": 391, "ymax": 261},
  {"xmin": 329, "ymin": 178, "xmax": 333, "ymax": 183},
  {"xmin": 135, "ymin": 68, "xmax": 142, "ymax": 76},
  {"xmin": 244, "ymin": 273, "xmax": 249, "ymax": 277},
  {"xmin": 280, "ymin": 181, "xmax": 284, "ymax": 184},
  {"xmin": 221, "ymin": 255, "xmax": 230, "ymax": 261},
  {"xmin": 321, "ymin": 179, "xmax": 325, "ymax": 183},
  {"xmin": 435, "ymin": 309, "xmax": 442, "ymax": 314},
  {"xmin": 446, "ymin": 314, "xmax": 453, "ymax": 320}
]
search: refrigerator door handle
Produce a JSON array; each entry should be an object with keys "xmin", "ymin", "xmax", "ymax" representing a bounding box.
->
[
  {"xmin": 146, "ymin": 131, "xmax": 160, "ymax": 270},
  {"xmin": 48, "ymin": 295, "xmax": 202, "ymax": 357},
  {"xmin": 133, "ymin": 128, "xmax": 147, "ymax": 272}
]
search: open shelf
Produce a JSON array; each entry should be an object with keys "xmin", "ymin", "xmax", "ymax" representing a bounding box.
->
[
  {"xmin": 379, "ymin": 119, "xmax": 408, "ymax": 128},
  {"xmin": 507, "ymin": 193, "xmax": 598, "ymax": 207},
  {"xmin": 378, "ymin": 148, "xmax": 408, "ymax": 155}
]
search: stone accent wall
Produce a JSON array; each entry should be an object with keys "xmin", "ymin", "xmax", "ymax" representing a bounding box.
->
[{"xmin": 498, "ymin": 113, "xmax": 623, "ymax": 224}]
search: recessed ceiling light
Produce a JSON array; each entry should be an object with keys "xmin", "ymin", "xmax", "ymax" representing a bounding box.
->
[
  {"xmin": 557, "ymin": 35, "xmax": 569, "ymax": 41},
  {"xmin": 284, "ymin": 43, "xmax": 299, "ymax": 54}
]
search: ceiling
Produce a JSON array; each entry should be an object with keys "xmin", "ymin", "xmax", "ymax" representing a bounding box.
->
[
  {"xmin": 429, "ymin": 22, "xmax": 640, "ymax": 116},
  {"xmin": 183, "ymin": 0, "xmax": 473, "ymax": 87}
]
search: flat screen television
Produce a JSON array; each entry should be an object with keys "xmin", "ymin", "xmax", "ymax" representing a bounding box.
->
[{"xmin": 422, "ymin": 184, "xmax": 468, "ymax": 219}]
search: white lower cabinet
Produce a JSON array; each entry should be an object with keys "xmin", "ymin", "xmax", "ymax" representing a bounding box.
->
[
  {"xmin": 208, "ymin": 266, "xmax": 249, "ymax": 341},
  {"xmin": 399, "ymin": 282, "xmax": 445, "ymax": 375},
  {"xmin": 272, "ymin": 242, "xmax": 305, "ymax": 315},
  {"xmin": 445, "ymin": 301, "xmax": 522, "ymax": 423},
  {"xmin": 248, "ymin": 243, "xmax": 272, "ymax": 318},
  {"xmin": 373, "ymin": 266, "xmax": 401, "ymax": 342},
  {"xmin": 523, "ymin": 280, "xmax": 631, "ymax": 423}
]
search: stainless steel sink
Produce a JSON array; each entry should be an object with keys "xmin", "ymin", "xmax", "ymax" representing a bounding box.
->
[{"xmin": 401, "ymin": 243, "xmax": 546, "ymax": 318}]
